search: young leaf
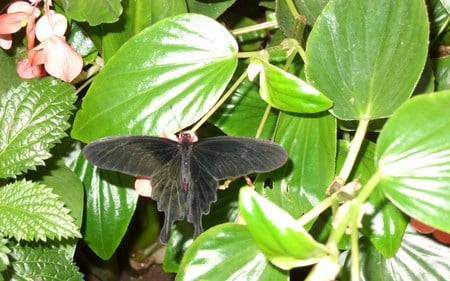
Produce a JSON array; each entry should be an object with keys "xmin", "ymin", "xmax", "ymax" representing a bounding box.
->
[
  {"xmin": 0, "ymin": 78, "xmax": 76, "ymax": 179},
  {"xmin": 249, "ymin": 58, "xmax": 333, "ymax": 113},
  {"xmin": 306, "ymin": 0, "xmax": 429, "ymax": 120},
  {"xmin": 0, "ymin": 180, "xmax": 81, "ymax": 241},
  {"xmin": 4, "ymin": 244, "xmax": 83, "ymax": 281},
  {"xmin": 376, "ymin": 91, "xmax": 450, "ymax": 233},
  {"xmin": 177, "ymin": 223, "xmax": 288, "ymax": 281},
  {"xmin": 239, "ymin": 187, "xmax": 329, "ymax": 270},
  {"xmin": 72, "ymin": 13, "xmax": 238, "ymax": 142}
]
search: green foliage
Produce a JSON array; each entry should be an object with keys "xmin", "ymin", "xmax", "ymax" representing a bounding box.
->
[
  {"xmin": 0, "ymin": 180, "xmax": 80, "ymax": 241},
  {"xmin": 0, "ymin": 78, "xmax": 76, "ymax": 178},
  {"xmin": 3, "ymin": 245, "xmax": 84, "ymax": 281},
  {"xmin": 1, "ymin": 0, "xmax": 450, "ymax": 279}
]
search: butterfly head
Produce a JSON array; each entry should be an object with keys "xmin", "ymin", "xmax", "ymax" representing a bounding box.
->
[{"xmin": 178, "ymin": 131, "xmax": 198, "ymax": 143}]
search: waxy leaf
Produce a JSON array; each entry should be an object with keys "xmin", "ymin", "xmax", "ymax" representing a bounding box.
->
[
  {"xmin": 248, "ymin": 58, "xmax": 332, "ymax": 113},
  {"xmin": 63, "ymin": 0, "xmax": 123, "ymax": 25},
  {"xmin": 72, "ymin": 14, "xmax": 238, "ymax": 142},
  {"xmin": 376, "ymin": 91, "xmax": 450, "ymax": 233},
  {"xmin": 306, "ymin": 0, "xmax": 429, "ymax": 120},
  {"xmin": 239, "ymin": 187, "xmax": 329, "ymax": 270},
  {"xmin": 336, "ymin": 141, "xmax": 407, "ymax": 257},
  {"xmin": 0, "ymin": 78, "xmax": 76, "ymax": 178},
  {"xmin": 4, "ymin": 245, "xmax": 83, "ymax": 281},
  {"xmin": 342, "ymin": 226, "xmax": 450, "ymax": 281},
  {"xmin": 177, "ymin": 223, "xmax": 288, "ymax": 281},
  {"xmin": 0, "ymin": 180, "xmax": 81, "ymax": 241}
]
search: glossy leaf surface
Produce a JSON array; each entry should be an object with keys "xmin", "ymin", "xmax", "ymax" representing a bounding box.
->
[
  {"xmin": 177, "ymin": 223, "xmax": 288, "ymax": 281},
  {"xmin": 376, "ymin": 91, "xmax": 450, "ymax": 233},
  {"xmin": 72, "ymin": 14, "xmax": 238, "ymax": 142},
  {"xmin": 249, "ymin": 59, "xmax": 332, "ymax": 113},
  {"xmin": 306, "ymin": 0, "xmax": 429, "ymax": 120},
  {"xmin": 239, "ymin": 187, "xmax": 329, "ymax": 270}
]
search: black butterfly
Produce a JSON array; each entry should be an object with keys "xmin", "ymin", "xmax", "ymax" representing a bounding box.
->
[{"xmin": 83, "ymin": 132, "xmax": 288, "ymax": 243}]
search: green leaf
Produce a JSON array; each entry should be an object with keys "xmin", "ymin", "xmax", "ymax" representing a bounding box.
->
[
  {"xmin": 187, "ymin": 0, "xmax": 236, "ymax": 19},
  {"xmin": 210, "ymin": 75, "xmax": 278, "ymax": 138},
  {"xmin": 249, "ymin": 59, "xmax": 333, "ymax": 113},
  {"xmin": 258, "ymin": 112, "xmax": 336, "ymax": 218},
  {"xmin": 336, "ymin": 141, "xmax": 407, "ymax": 257},
  {"xmin": 0, "ymin": 180, "xmax": 81, "ymax": 241},
  {"xmin": 0, "ymin": 50, "xmax": 22, "ymax": 94},
  {"xmin": 376, "ymin": 91, "xmax": 450, "ymax": 233},
  {"xmin": 306, "ymin": 0, "xmax": 429, "ymax": 120},
  {"xmin": 4, "ymin": 244, "xmax": 83, "ymax": 281},
  {"xmin": 64, "ymin": 143, "xmax": 138, "ymax": 260},
  {"xmin": 62, "ymin": 0, "xmax": 123, "ymax": 26},
  {"xmin": 342, "ymin": 226, "xmax": 450, "ymax": 281},
  {"xmin": 25, "ymin": 159, "xmax": 84, "ymax": 257},
  {"xmin": 432, "ymin": 56, "xmax": 450, "ymax": 91},
  {"xmin": 176, "ymin": 223, "xmax": 288, "ymax": 281},
  {"xmin": 0, "ymin": 239, "xmax": 10, "ymax": 272},
  {"xmin": 72, "ymin": 14, "xmax": 238, "ymax": 142},
  {"xmin": 0, "ymin": 78, "xmax": 76, "ymax": 179},
  {"xmin": 239, "ymin": 187, "xmax": 329, "ymax": 270}
]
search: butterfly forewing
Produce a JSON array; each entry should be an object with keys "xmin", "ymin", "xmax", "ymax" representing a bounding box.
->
[
  {"xmin": 83, "ymin": 136, "xmax": 179, "ymax": 178},
  {"xmin": 192, "ymin": 136, "xmax": 288, "ymax": 179}
]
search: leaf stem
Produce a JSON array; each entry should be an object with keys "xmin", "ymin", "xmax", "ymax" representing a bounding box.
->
[
  {"xmin": 255, "ymin": 104, "xmax": 272, "ymax": 138},
  {"xmin": 297, "ymin": 196, "xmax": 335, "ymax": 226},
  {"xmin": 191, "ymin": 70, "xmax": 248, "ymax": 133},
  {"xmin": 337, "ymin": 119, "xmax": 369, "ymax": 183},
  {"xmin": 231, "ymin": 21, "xmax": 278, "ymax": 36},
  {"xmin": 350, "ymin": 206, "xmax": 361, "ymax": 281}
]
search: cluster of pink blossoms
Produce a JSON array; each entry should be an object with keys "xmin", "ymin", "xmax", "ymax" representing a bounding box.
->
[{"xmin": 0, "ymin": 0, "xmax": 82, "ymax": 82}]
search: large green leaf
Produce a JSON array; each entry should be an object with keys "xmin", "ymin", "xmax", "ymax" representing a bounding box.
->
[
  {"xmin": 62, "ymin": 0, "xmax": 123, "ymax": 25},
  {"xmin": 72, "ymin": 14, "xmax": 238, "ymax": 142},
  {"xmin": 306, "ymin": 0, "xmax": 429, "ymax": 120},
  {"xmin": 4, "ymin": 244, "xmax": 83, "ymax": 281},
  {"xmin": 342, "ymin": 226, "xmax": 450, "ymax": 281},
  {"xmin": 376, "ymin": 91, "xmax": 450, "ymax": 233},
  {"xmin": 239, "ymin": 187, "xmax": 329, "ymax": 270},
  {"xmin": 176, "ymin": 223, "xmax": 288, "ymax": 281},
  {"xmin": 0, "ymin": 78, "xmax": 76, "ymax": 178},
  {"xmin": 336, "ymin": 141, "xmax": 407, "ymax": 257},
  {"xmin": 0, "ymin": 180, "xmax": 81, "ymax": 242},
  {"xmin": 258, "ymin": 111, "xmax": 336, "ymax": 218},
  {"xmin": 62, "ymin": 141, "xmax": 138, "ymax": 260}
]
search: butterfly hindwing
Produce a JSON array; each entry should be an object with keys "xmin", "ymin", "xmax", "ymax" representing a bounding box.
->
[{"xmin": 192, "ymin": 136, "xmax": 288, "ymax": 179}]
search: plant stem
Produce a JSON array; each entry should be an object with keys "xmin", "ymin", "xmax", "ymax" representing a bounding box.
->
[
  {"xmin": 350, "ymin": 205, "xmax": 361, "ymax": 281},
  {"xmin": 231, "ymin": 21, "xmax": 278, "ymax": 36},
  {"xmin": 191, "ymin": 70, "xmax": 248, "ymax": 133},
  {"xmin": 356, "ymin": 169, "xmax": 382, "ymax": 204},
  {"xmin": 338, "ymin": 119, "xmax": 369, "ymax": 183},
  {"xmin": 255, "ymin": 104, "xmax": 272, "ymax": 138},
  {"xmin": 297, "ymin": 196, "xmax": 335, "ymax": 226}
]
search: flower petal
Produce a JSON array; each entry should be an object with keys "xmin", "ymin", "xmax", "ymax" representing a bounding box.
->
[
  {"xmin": 0, "ymin": 12, "xmax": 29, "ymax": 34},
  {"xmin": 35, "ymin": 11, "xmax": 67, "ymax": 41},
  {"xmin": 41, "ymin": 36, "xmax": 82, "ymax": 82},
  {"xmin": 16, "ymin": 58, "xmax": 47, "ymax": 79},
  {"xmin": 0, "ymin": 34, "xmax": 12, "ymax": 49}
]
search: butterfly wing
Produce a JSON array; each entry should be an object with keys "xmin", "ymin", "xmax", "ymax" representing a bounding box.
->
[
  {"xmin": 83, "ymin": 136, "xmax": 179, "ymax": 178},
  {"xmin": 192, "ymin": 136, "xmax": 288, "ymax": 179},
  {"xmin": 83, "ymin": 136, "xmax": 186, "ymax": 243}
]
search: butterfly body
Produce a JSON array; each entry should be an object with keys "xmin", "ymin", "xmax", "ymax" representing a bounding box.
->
[{"xmin": 83, "ymin": 132, "xmax": 288, "ymax": 243}]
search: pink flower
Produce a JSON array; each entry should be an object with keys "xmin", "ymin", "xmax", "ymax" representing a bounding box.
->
[
  {"xmin": 0, "ymin": 1, "xmax": 40, "ymax": 49},
  {"xmin": 16, "ymin": 58, "xmax": 47, "ymax": 79},
  {"xmin": 27, "ymin": 11, "xmax": 83, "ymax": 82}
]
